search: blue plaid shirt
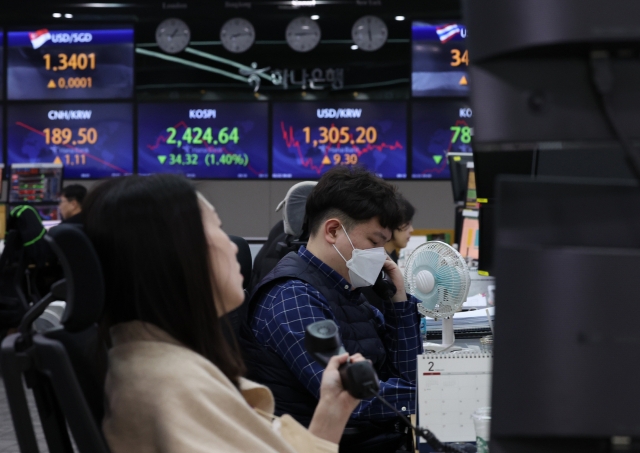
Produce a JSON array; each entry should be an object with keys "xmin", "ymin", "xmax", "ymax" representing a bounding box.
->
[{"xmin": 251, "ymin": 246, "xmax": 423, "ymax": 421}]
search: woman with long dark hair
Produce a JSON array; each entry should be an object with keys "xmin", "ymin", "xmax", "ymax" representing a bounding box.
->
[{"xmin": 84, "ymin": 175, "xmax": 364, "ymax": 453}]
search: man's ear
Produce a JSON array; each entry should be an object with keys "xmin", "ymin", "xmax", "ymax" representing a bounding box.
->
[{"xmin": 323, "ymin": 218, "xmax": 341, "ymax": 245}]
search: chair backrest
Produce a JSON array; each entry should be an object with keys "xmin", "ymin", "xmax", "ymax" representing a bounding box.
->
[
  {"xmin": 1, "ymin": 224, "xmax": 109, "ymax": 453},
  {"xmin": 275, "ymin": 181, "xmax": 317, "ymax": 238}
]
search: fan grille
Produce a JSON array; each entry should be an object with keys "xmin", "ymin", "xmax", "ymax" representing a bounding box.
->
[{"xmin": 403, "ymin": 241, "xmax": 470, "ymax": 319}]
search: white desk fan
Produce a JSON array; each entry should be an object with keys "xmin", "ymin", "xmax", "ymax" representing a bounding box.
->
[{"xmin": 404, "ymin": 241, "xmax": 470, "ymax": 352}]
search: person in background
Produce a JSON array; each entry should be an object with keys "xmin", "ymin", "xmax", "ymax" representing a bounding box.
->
[
  {"xmin": 384, "ymin": 196, "xmax": 415, "ymax": 264},
  {"xmin": 58, "ymin": 185, "xmax": 87, "ymax": 224},
  {"xmin": 241, "ymin": 166, "xmax": 423, "ymax": 453},
  {"xmin": 362, "ymin": 195, "xmax": 415, "ymax": 311},
  {"xmin": 83, "ymin": 175, "xmax": 365, "ymax": 453}
]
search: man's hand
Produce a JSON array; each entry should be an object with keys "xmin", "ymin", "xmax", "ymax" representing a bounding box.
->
[
  {"xmin": 309, "ymin": 353, "xmax": 367, "ymax": 443},
  {"xmin": 382, "ymin": 255, "xmax": 408, "ymax": 302}
]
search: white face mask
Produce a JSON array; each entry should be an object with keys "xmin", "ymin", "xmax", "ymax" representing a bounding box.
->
[{"xmin": 333, "ymin": 224, "xmax": 387, "ymax": 288}]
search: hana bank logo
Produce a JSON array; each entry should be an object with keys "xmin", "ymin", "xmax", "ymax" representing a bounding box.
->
[{"xmin": 29, "ymin": 29, "xmax": 93, "ymax": 49}]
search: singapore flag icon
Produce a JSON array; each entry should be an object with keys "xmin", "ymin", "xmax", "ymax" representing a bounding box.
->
[{"xmin": 29, "ymin": 29, "xmax": 52, "ymax": 49}]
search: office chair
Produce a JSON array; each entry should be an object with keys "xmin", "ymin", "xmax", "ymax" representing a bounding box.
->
[
  {"xmin": 226, "ymin": 235, "xmax": 253, "ymax": 339},
  {"xmin": 250, "ymin": 181, "xmax": 316, "ymax": 290},
  {"xmin": 1, "ymin": 223, "xmax": 110, "ymax": 453}
]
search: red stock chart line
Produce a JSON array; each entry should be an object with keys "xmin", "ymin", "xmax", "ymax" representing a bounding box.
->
[
  {"xmin": 280, "ymin": 122, "xmax": 404, "ymax": 175},
  {"xmin": 146, "ymin": 120, "xmax": 262, "ymax": 176},
  {"xmin": 420, "ymin": 119, "xmax": 469, "ymax": 175},
  {"xmin": 15, "ymin": 121, "xmax": 128, "ymax": 174}
]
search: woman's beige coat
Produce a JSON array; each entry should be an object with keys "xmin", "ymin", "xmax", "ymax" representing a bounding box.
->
[{"xmin": 103, "ymin": 321, "xmax": 337, "ymax": 453}]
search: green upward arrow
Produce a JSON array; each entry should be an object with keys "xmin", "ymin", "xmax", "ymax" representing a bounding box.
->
[
  {"xmin": 158, "ymin": 155, "xmax": 167, "ymax": 165},
  {"xmin": 433, "ymin": 155, "xmax": 443, "ymax": 164}
]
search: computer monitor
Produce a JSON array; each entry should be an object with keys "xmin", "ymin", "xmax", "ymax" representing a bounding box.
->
[
  {"xmin": 477, "ymin": 202, "xmax": 494, "ymax": 275},
  {"xmin": 10, "ymin": 163, "xmax": 63, "ymax": 204},
  {"xmin": 448, "ymin": 153, "xmax": 474, "ymax": 203},
  {"xmin": 473, "ymin": 150, "xmax": 534, "ymax": 202},
  {"xmin": 492, "ymin": 176, "xmax": 640, "ymax": 452}
]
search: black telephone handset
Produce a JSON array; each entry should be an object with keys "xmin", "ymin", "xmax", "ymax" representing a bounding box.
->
[
  {"xmin": 304, "ymin": 320, "xmax": 380, "ymax": 399},
  {"xmin": 371, "ymin": 270, "xmax": 397, "ymax": 301},
  {"xmin": 305, "ymin": 322, "xmax": 468, "ymax": 453}
]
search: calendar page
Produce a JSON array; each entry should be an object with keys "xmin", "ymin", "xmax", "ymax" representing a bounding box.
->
[{"xmin": 417, "ymin": 352, "xmax": 492, "ymax": 442}]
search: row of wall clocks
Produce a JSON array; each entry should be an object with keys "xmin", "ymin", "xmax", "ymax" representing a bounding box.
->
[{"xmin": 155, "ymin": 15, "xmax": 388, "ymax": 54}]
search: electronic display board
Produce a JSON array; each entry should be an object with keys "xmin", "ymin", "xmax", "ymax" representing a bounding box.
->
[
  {"xmin": 8, "ymin": 103, "xmax": 134, "ymax": 179},
  {"xmin": 0, "ymin": 28, "xmax": 4, "ymax": 100},
  {"xmin": 7, "ymin": 26, "xmax": 134, "ymax": 100},
  {"xmin": 137, "ymin": 103, "xmax": 269, "ymax": 179},
  {"xmin": 272, "ymin": 102, "xmax": 407, "ymax": 179},
  {"xmin": 412, "ymin": 22, "xmax": 469, "ymax": 97},
  {"xmin": 412, "ymin": 101, "xmax": 473, "ymax": 179}
]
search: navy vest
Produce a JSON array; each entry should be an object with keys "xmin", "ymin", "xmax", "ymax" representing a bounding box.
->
[{"xmin": 239, "ymin": 251, "xmax": 391, "ymax": 426}]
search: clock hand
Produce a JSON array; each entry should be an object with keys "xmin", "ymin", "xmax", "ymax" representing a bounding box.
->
[
  {"xmin": 170, "ymin": 28, "xmax": 179, "ymax": 38},
  {"xmin": 231, "ymin": 32, "xmax": 251, "ymax": 38}
]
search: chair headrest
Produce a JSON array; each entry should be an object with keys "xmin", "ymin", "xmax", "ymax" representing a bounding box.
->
[
  {"xmin": 275, "ymin": 181, "xmax": 317, "ymax": 238},
  {"xmin": 45, "ymin": 225, "xmax": 104, "ymax": 333},
  {"xmin": 228, "ymin": 235, "xmax": 252, "ymax": 291}
]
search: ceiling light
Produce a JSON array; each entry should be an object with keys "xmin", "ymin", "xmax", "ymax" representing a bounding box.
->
[
  {"xmin": 65, "ymin": 13, "xmax": 73, "ymax": 18},
  {"xmin": 311, "ymin": 15, "xmax": 319, "ymax": 20},
  {"xmin": 395, "ymin": 16, "xmax": 406, "ymax": 21},
  {"xmin": 52, "ymin": 13, "xmax": 62, "ymax": 18},
  {"xmin": 351, "ymin": 44, "xmax": 358, "ymax": 50}
]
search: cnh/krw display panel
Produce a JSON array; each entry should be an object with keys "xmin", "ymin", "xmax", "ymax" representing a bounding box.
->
[
  {"xmin": 137, "ymin": 102, "xmax": 269, "ymax": 179},
  {"xmin": 412, "ymin": 100, "xmax": 474, "ymax": 179},
  {"xmin": 412, "ymin": 22, "xmax": 469, "ymax": 97},
  {"xmin": 8, "ymin": 103, "xmax": 134, "ymax": 179},
  {"xmin": 272, "ymin": 102, "xmax": 407, "ymax": 179},
  {"xmin": 7, "ymin": 26, "xmax": 134, "ymax": 100}
]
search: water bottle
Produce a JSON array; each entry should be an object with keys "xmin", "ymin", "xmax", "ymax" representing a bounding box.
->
[{"xmin": 420, "ymin": 317, "xmax": 428, "ymax": 343}]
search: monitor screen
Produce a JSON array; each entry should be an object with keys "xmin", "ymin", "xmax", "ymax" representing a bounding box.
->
[
  {"xmin": 7, "ymin": 103, "xmax": 134, "ymax": 179},
  {"xmin": 272, "ymin": 102, "xmax": 407, "ymax": 179},
  {"xmin": 0, "ymin": 28, "xmax": 4, "ymax": 100},
  {"xmin": 10, "ymin": 163, "xmax": 63, "ymax": 204},
  {"xmin": 448, "ymin": 153, "xmax": 474, "ymax": 203},
  {"xmin": 412, "ymin": 22, "xmax": 469, "ymax": 97},
  {"xmin": 7, "ymin": 26, "xmax": 134, "ymax": 100},
  {"xmin": 412, "ymin": 101, "xmax": 473, "ymax": 179},
  {"xmin": 137, "ymin": 102, "xmax": 269, "ymax": 179}
]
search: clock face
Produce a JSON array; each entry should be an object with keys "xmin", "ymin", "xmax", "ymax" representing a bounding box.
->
[
  {"xmin": 220, "ymin": 18, "xmax": 256, "ymax": 53},
  {"xmin": 286, "ymin": 17, "xmax": 321, "ymax": 53},
  {"xmin": 352, "ymin": 15, "xmax": 388, "ymax": 52},
  {"xmin": 156, "ymin": 18, "xmax": 191, "ymax": 54}
]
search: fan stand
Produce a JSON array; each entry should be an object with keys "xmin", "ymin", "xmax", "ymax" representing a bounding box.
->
[{"xmin": 424, "ymin": 317, "xmax": 463, "ymax": 353}]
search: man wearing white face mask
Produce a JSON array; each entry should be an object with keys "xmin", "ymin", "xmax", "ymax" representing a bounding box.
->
[{"xmin": 240, "ymin": 167, "xmax": 423, "ymax": 453}]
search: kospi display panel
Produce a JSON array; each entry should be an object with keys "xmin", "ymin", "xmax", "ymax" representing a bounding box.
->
[
  {"xmin": 412, "ymin": 22, "xmax": 469, "ymax": 97},
  {"xmin": 8, "ymin": 103, "xmax": 134, "ymax": 179},
  {"xmin": 7, "ymin": 26, "xmax": 134, "ymax": 100},
  {"xmin": 137, "ymin": 103, "xmax": 269, "ymax": 179},
  {"xmin": 272, "ymin": 102, "xmax": 407, "ymax": 179},
  {"xmin": 412, "ymin": 101, "xmax": 473, "ymax": 179}
]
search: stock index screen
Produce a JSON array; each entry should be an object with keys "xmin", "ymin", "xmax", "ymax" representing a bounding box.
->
[
  {"xmin": 272, "ymin": 102, "xmax": 407, "ymax": 179},
  {"xmin": 7, "ymin": 26, "xmax": 134, "ymax": 100},
  {"xmin": 137, "ymin": 103, "xmax": 269, "ymax": 179},
  {"xmin": 412, "ymin": 22, "xmax": 469, "ymax": 97},
  {"xmin": 7, "ymin": 103, "xmax": 134, "ymax": 179},
  {"xmin": 412, "ymin": 101, "xmax": 474, "ymax": 179}
]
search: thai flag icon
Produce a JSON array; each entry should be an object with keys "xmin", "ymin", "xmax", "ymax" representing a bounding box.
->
[
  {"xmin": 436, "ymin": 24, "xmax": 461, "ymax": 43},
  {"xmin": 29, "ymin": 29, "xmax": 51, "ymax": 49}
]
